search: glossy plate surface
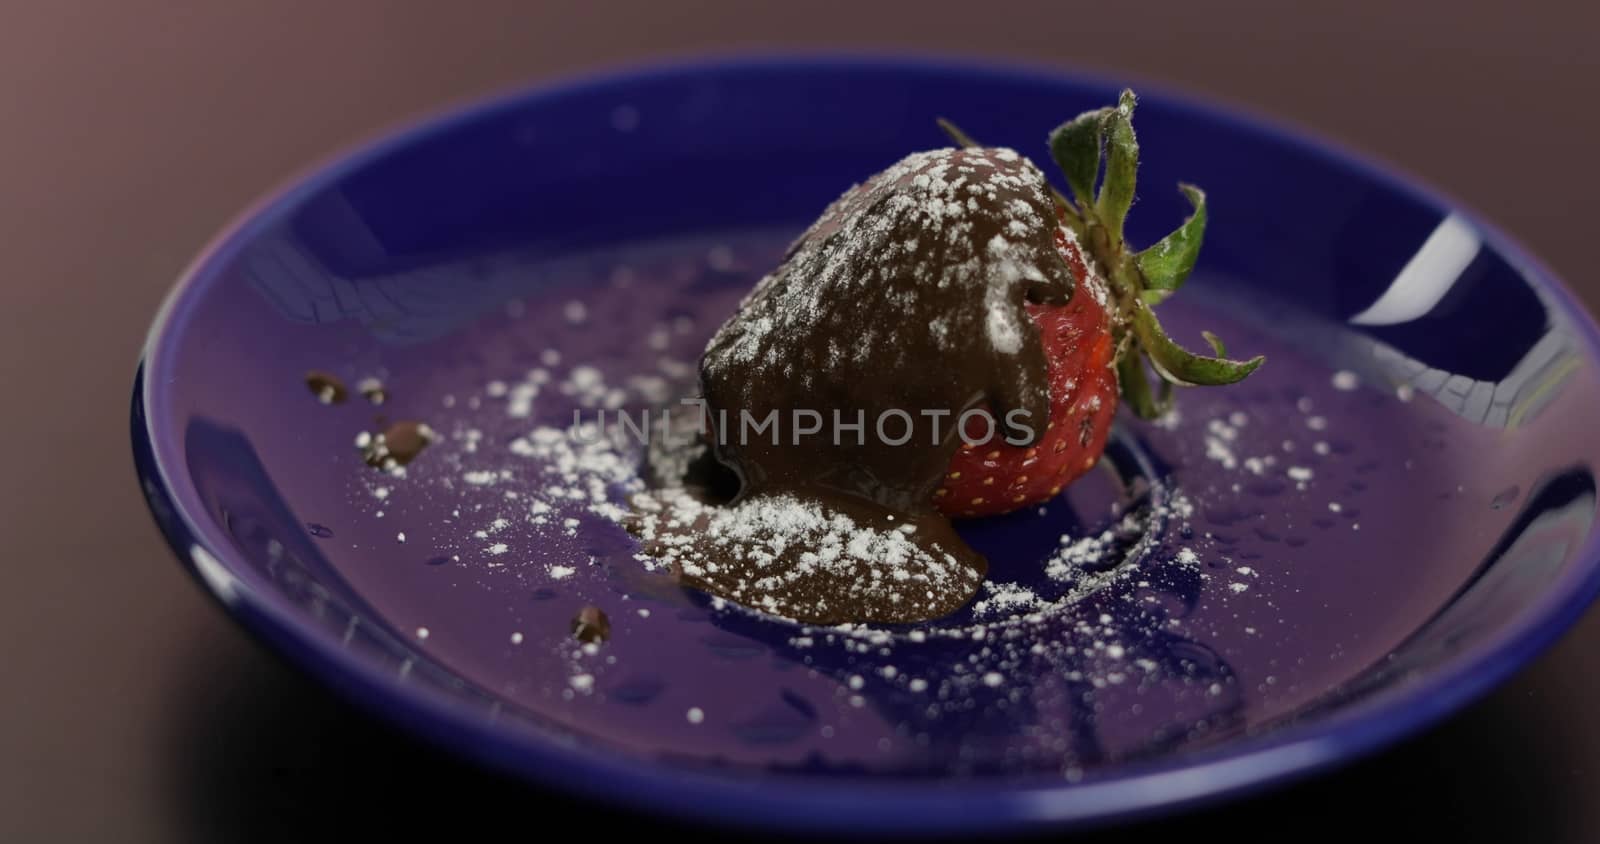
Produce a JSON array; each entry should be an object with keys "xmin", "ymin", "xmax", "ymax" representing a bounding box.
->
[{"xmin": 133, "ymin": 56, "xmax": 1600, "ymax": 835}]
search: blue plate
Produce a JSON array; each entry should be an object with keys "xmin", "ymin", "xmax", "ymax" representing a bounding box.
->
[{"xmin": 133, "ymin": 55, "xmax": 1600, "ymax": 835}]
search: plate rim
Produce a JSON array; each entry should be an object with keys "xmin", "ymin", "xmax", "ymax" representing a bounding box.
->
[{"xmin": 131, "ymin": 51, "xmax": 1600, "ymax": 836}]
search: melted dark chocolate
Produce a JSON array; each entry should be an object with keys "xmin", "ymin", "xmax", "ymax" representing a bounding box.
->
[
  {"xmin": 361, "ymin": 420, "xmax": 434, "ymax": 470},
  {"xmin": 305, "ymin": 371, "xmax": 347, "ymax": 404},
  {"xmin": 571, "ymin": 606, "xmax": 611, "ymax": 643},
  {"xmin": 358, "ymin": 377, "xmax": 388, "ymax": 405}
]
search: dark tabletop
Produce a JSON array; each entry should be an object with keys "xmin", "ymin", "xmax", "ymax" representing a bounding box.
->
[{"xmin": 5, "ymin": 2, "xmax": 1599, "ymax": 840}]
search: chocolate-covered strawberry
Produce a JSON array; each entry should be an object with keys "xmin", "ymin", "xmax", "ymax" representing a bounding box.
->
[{"xmin": 680, "ymin": 90, "xmax": 1261, "ymax": 623}]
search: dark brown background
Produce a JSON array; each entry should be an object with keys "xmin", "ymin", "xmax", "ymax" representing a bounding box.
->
[{"xmin": 4, "ymin": 2, "xmax": 1598, "ymax": 840}]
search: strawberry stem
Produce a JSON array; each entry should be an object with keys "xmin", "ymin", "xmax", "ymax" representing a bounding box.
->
[{"xmin": 1055, "ymin": 90, "xmax": 1262, "ymax": 415}]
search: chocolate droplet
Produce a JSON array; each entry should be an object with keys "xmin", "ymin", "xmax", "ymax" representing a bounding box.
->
[
  {"xmin": 571, "ymin": 606, "xmax": 610, "ymax": 644},
  {"xmin": 306, "ymin": 371, "xmax": 347, "ymax": 405},
  {"xmin": 360, "ymin": 420, "xmax": 435, "ymax": 470},
  {"xmin": 357, "ymin": 377, "xmax": 387, "ymax": 405}
]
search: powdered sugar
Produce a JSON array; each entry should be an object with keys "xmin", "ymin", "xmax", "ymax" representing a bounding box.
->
[{"xmin": 983, "ymin": 233, "xmax": 1048, "ymax": 355}]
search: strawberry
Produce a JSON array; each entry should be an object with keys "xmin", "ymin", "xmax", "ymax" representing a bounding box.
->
[{"xmin": 935, "ymin": 91, "xmax": 1263, "ymax": 518}]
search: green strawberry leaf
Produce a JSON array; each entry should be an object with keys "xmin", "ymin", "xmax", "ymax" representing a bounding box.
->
[
  {"xmin": 1137, "ymin": 184, "xmax": 1207, "ymax": 291},
  {"xmin": 1116, "ymin": 348, "xmax": 1163, "ymax": 419},
  {"xmin": 1096, "ymin": 90, "xmax": 1140, "ymax": 245},
  {"xmin": 1131, "ymin": 300, "xmax": 1263, "ymax": 386},
  {"xmin": 1048, "ymin": 107, "xmax": 1110, "ymax": 211}
]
